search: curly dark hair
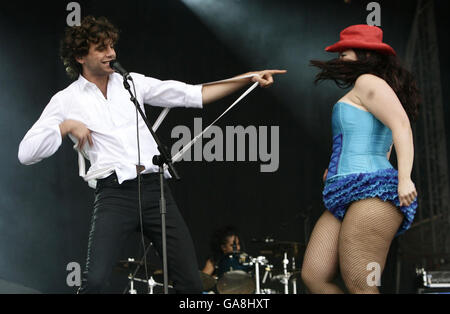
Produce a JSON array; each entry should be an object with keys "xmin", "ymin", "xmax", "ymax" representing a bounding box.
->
[
  {"xmin": 59, "ymin": 16, "xmax": 119, "ymax": 79},
  {"xmin": 209, "ymin": 226, "xmax": 240, "ymax": 263},
  {"xmin": 310, "ymin": 49, "xmax": 420, "ymax": 122}
]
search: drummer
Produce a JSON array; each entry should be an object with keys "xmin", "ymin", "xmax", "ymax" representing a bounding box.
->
[{"xmin": 202, "ymin": 226, "xmax": 250, "ymax": 278}]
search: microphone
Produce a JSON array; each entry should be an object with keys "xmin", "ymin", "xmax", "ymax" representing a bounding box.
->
[{"xmin": 109, "ymin": 60, "xmax": 132, "ymax": 81}]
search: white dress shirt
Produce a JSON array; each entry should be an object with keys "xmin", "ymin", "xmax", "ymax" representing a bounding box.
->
[{"xmin": 18, "ymin": 72, "xmax": 203, "ymax": 184}]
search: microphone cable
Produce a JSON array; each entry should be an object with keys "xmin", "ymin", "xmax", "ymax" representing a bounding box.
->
[{"xmin": 132, "ymin": 78, "xmax": 151, "ymax": 294}]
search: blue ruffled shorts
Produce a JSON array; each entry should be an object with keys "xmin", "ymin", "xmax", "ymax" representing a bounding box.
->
[{"xmin": 323, "ymin": 168, "xmax": 417, "ymax": 237}]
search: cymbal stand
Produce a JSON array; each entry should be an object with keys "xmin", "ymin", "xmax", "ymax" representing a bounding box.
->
[
  {"xmin": 123, "ymin": 242, "xmax": 154, "ymax": 294},
  {"xmin": 282, "ymin": 252, "xmax": 290, "ymax": 294},
  {"xmin": 125, "ymin": 258, "xmax": 138, "ymax": 294},
  {"xmin": 147, "ymin": 276, "xmax": 158, "ymax": 294},
  {"xmin": 291, "ymin": 257, "xmax": 297, "ymax": 294},
  {"xmin": 130, "ymin": 275, "xmax": 173, "ymax": 294},
  {"xmin": 250, "ymin": 256, "xmax": 268, "ymax": 294},
  {"xmin": 129, "ymin": 273, "xmax": 137, "ymax": 293}
]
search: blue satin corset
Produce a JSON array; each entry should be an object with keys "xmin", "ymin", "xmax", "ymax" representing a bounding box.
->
[{"xmin": 326, "ymin": 102, "xmax": 393, "ymax": 181}]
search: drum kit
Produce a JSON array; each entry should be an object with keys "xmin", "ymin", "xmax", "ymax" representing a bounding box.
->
[
  {"xmin": 117, "ymin": 238, "xmax": 305, "ymax": 294},
  {"xmin": 207, "ymin": 239, "xmax": 305, "ymax": 294}
]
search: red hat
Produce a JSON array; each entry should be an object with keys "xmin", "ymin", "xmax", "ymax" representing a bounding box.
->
[{"xmin": 325, "ymin": 24, "xmax": 396, "ymax": 56}]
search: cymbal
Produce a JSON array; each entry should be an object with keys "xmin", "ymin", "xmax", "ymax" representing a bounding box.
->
[
  {"xmin": 199, "ymin": 271, "xmax": 217, "ymax": 291},
  {"xmin": 117, "ymin": 259, "xmax": 146, "ymax": 268},
  {"xmin": 217, "ymin": 270, "xmax": 255, "ymax": 294},
  {"xmin": 115, "ymin": 259, "xmax": 161, "ymax": 276},
  {"xmin": 271, "ymin": 273, "xmax": 290, "ymax": 283},
  {"xmin": 253, "ymin": 238, "xmax": 305, "ymax": 247},
  {"xmin": 257, "ymin": 241, "xmax": 305, "ymax": 257},
  {"xmin": 289, "ymin": 270, "xmax": 302, "ymax": 281},
  {"xmin": 270, "ymin": 269, "xmax": 302, "ymax": 283},
  {"xmin": 267, "ymin": 241, "xmax": 305, "ymax": 248},
  {"xmin": 116, "ymin": 259, "xmax": 150, "ymax": 270}
]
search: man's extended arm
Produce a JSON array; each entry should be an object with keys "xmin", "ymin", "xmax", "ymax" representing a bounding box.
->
[{"xmin": 201, "ymin": 70, "xmax": 287, "ymax": 105}]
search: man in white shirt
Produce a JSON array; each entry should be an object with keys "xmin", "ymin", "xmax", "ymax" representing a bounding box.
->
[{"xmin": 18, "ymin": 16, "xmax": 285, "ymax": 293}]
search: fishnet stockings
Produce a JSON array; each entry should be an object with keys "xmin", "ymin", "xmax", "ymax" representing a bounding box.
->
[
  {"xmin": 301, "ymin": 198, "xmax": 403, "ymax": 294},
  {"xmin": 339, "ymin": 198, "xmax": 403, "ymax": 293},
  {"xmin": 301, "ymin": 210, "xmax": 343, "ymax": 293}
]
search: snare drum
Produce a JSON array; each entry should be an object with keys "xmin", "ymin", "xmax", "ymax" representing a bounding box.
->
[
  {"xmin": 216, "ymin": 252, "xmax": 254, "ymax": 294},
  {"xmin": 216, "ymin": 252, "xmax": 252, "ymax": 278},
  {"xmin": 217, "ymin": 270, "xmax": 255, "ymax": 294}
]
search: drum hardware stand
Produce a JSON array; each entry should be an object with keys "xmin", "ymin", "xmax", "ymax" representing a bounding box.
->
[
  {"xmin": 123, "ymin": 242, "xmax": 154, "ymax": 294},
  {"xmin": 124, "ymin": 257, "xmax": 158, "ymax": 294},
  {"xmin": 128, "ymin": 275, "xmax": 170, "ymax": 294},
  {"xmin": 124, "ymin": 258, "xmax": 139, "ymax": 294},
  {"xmin": 282, "ymin": 252, "xmax": 290, "ymax": 294},
  {"xmin": 250, "ymin": 256, "xmax": 268, "ymax": 294},
  {"xmin": 262, "ymin": 264, "xmax": 273, "ymax": 284},
  {"xmin": 129, "ymin": 272, "xmax": 137, "ymax": 294},
  {"xmin": 270, "ymin": 252, "xmax": 291, "ymax": 294},
  {"xmin": 291, "ymin": 257, "xmax": 297, "ymax": 294}
]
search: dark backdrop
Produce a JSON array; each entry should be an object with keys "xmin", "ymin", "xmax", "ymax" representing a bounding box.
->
[{"xmin": 0, "ymin": 0, "xmax": 448, "ymax": 293}]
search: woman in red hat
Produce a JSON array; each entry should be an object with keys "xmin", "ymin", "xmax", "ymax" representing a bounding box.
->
[{"xmin": 301, "ymin": 24, "xmax": 420, "ymax": 293}]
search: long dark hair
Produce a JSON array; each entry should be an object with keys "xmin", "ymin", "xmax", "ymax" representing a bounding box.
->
[{"xmin": 310, "ymin": 49, "xmax": 420, "ymax": 121}]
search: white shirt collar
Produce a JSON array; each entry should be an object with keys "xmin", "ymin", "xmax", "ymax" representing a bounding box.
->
[{"xmin": 76, "ymin": 73, "xmax": 117, "ymax": 90}]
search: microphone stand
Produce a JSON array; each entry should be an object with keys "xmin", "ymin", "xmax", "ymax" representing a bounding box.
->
[{"xmin": 122, "ymin": 76, "xmax": 180, "ymax": 295}]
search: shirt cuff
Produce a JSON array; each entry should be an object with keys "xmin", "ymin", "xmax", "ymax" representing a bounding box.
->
[{"xmin": 185, "ymin": 84, "xmax": 203, "ymax": 109}]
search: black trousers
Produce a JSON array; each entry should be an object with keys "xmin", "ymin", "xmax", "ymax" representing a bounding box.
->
[{"xmin": 78, "ymin": 172, "xmax": 203, "ymax": 294}]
